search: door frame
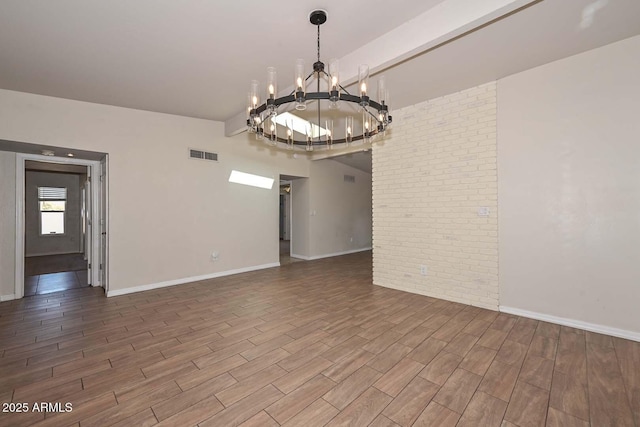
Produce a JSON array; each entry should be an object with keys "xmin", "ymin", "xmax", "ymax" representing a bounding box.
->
[
  {"xmin": 15, "ymin": 153, "xmax": 106, "ymax": 298},
  {"xmin": 99, "ymin": 155, "xmax": 109, "ymax": 292}
]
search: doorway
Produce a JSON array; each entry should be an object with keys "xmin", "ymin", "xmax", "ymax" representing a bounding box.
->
[
  {"xmin": 279, "ymin": 180, "xmax": 292, "ymax": 264},
  {"xmin": 23, "ymin": 161, "xmax": 89, "ymax": 295},
  {"xmin": 15, "ymin": 153, "xmax": 108, "ymax": 298},
  {"xmin": 279, "ymin": 174, "xmax": 306, "ymax": 266}
]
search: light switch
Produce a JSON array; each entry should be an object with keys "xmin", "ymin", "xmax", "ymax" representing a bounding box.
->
[{"xmin": 478, "ymin": 207, "xmax": 490, "ymax": 217}]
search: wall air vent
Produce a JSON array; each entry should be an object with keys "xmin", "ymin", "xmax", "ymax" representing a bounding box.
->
[
  {"xmin": 344, "ymin": 174, "xmax": 356, "ymax": 183},
  {"xmin": 189, "ymin": 149, "xmax": 218, "ymax": 162}
]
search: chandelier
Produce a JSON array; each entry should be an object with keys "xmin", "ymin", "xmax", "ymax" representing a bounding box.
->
[{"xmin": 246, "ymin": 10, "xmax": 391, "ymax": 151}]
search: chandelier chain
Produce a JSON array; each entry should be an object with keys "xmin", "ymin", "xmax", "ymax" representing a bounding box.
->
[{"xmin": 317, "ymin": 25, "xmax": 321, "ymax": 63}]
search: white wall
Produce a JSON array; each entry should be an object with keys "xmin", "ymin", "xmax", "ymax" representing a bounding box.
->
[
  {"xmin": 25, "ymin": 171, "xmax": 82, "ymax": 256},
  {"xmin": 289, "ymin": 160, "xmax": 372, "ymax": 260},
  {"xmin": 290, "ymin": 178, "xmax": 310, "ymax": 258},
  {"xmin": 372, "ymin": 83, "xmax": 498, "ymax": 309},
  {"xmin": 0, "ymin": 89, "xmax": 310, "ymax": 297},
  {"xmin": 498, "ymin": 35, "xmax": 640, "ymax": 335},
  {"xmin": 0, "ymin": 151, "xmax": 16, "ymax": 299},
  {"xmin": 307, "ymin": 159, "xmax": 373, "ymax": 258}
]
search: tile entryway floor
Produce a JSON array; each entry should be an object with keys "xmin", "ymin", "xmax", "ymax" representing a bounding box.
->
[
  {"xmin": 24, "ymin": 270, "xmax": 89, "ymax": 296},
  {"xmin": 24, "ymin": 253, "xmax": 89, "ymax": 296}
]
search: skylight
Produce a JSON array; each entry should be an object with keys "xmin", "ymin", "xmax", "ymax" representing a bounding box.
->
[
  {"xmin": 228, "ymin": 170, "xmax": 274, "ymax": 190},
  {"xmin": 273, "ymin": 112, "xmax": 327, "ymax": 138}
]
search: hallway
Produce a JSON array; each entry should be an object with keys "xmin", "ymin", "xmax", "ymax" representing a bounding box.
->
[{"xmin": 24, "ymin": 253, "xmax": 88, "ymax": 296}]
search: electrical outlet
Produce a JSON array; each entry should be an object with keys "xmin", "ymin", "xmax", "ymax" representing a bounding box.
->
[
  {"xmin": 350, "ymin": 237, "xmax": 353, "ymax": 243},
  {"xmin": 478, "ymin": 207, "xmax": 490, "ymax": 217},
  {"xmin": 420, "ymin": 265, "xmax": 427, "ymax": 276},
  {"xmin": 211, "ymin": 252, "xmax": 219, "ymax": 261}
]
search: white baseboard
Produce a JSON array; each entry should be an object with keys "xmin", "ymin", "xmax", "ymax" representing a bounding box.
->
[
  {"xmin": 0, "ymin": 294, "xmax": 16, "ymax": 302},
  {"xmin": 500, "ymin": 305, "xmax": 640, "ymax": 343},
  {"xmin": 291, "ymin": 247, "xmax": 372, "ymax": 261},
  {"xmin": 106, "ymin": 262, "xmax": 280, "ymax": 297}
]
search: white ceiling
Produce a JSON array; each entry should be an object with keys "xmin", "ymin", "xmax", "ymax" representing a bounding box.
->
[
  {"xmin": 0, "ymin": 0, "xmax": 638, "ymax": 124},
  {"xmin": 0, "ymin": 0, "xmax": 445, "ymax": 121},
  {"xmin": 375, "ymin": 0, "xmax": 640, "ymax": 110}
]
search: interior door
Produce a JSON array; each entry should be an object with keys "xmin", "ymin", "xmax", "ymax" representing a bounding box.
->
[
  {"xmin": 99, "ymin": 156, "xmax": 108, "ymax": 289},
  {"xmin": 284, "ymin": 192, "xmax": 291, "ymax": 240},
  {"xmin": 85, "ymin": 167, "xmax": 92, "ymax": 285},
  {"xmin": 279, "ymin": 195, "xmax": 284, "ymax": 239},
  {"xmin": 80, "ymin": 186, "xmax": 86, "ymax": 256}
]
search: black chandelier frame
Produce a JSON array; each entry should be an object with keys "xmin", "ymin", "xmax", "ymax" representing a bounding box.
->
[{"xmin": 247, "ymin": 10, "xmax": 392, "ymax": 149}]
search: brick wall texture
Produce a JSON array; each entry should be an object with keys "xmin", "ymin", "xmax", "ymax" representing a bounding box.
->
[{"xmin": 372, "ymin": 82, "xmax": 498, "ymax": 309}]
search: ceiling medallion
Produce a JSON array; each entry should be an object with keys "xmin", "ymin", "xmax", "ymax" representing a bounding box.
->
[{"xmin": 246, "ymin": 9, "xmax": 391, "ymax": 151}]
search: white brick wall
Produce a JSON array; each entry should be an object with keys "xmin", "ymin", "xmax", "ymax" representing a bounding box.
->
[{"xmin": 372, "ymin": 82, "xmax": 498, "ymax": 310}]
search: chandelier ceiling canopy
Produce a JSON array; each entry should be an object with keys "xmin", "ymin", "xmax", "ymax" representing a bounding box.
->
[{"xmin": 246, "ymin": 10, "xmax": 392, "ymax": 151}]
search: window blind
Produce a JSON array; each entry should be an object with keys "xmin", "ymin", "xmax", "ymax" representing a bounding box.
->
[{"xmin": 38, "ymin": 187, "xmax": 67, "ymax": 200}]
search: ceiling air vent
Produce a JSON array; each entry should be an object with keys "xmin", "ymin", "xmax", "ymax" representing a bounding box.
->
[
  {"xmin": 344, "ymin": 174, "xmax": 355, "ymax": 183},
  {"xmin": 189, "ymin": 149, "xmax": 218, "ymax": 162}
]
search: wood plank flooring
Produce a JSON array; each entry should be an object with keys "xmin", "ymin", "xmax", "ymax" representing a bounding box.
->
[{"xmin": 1, "ymin": 251, "xmax": 638, "ymax": 426}]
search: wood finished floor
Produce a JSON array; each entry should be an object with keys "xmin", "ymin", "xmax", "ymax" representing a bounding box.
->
[{"xmin": 1, "ymin": 252, "xmax": 638, "ymax": 427}]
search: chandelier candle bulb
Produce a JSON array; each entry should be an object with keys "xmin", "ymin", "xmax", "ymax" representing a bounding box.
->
[
  {"xmin": 346, "ymin": 116, "xmax": 354, "ymax": 144},
  {"xmin": 295, "ymin": 59, "xmax": 307, "ymax": 110},
  {"xmin": 269, "ymin": 120, "xmax": 277, "ymax": 144},
  {"xmin": 328, "ymin": 58, "xmax": 339, "ymax": 87},
  {"xmin": 328, "ymin": 58, "xmax": 340, "ymax": 109},
  {"xmin": 250, "ymin": 80, "xmax": 259, "ymax": 108},
  {"xmin": 378, "ymin": 75, "xmax": 387, "ymax": 105},
  {"xmin": 295, "ymin": 59, "xmax": 305, "ymax": 92},
  {"xmin": 266, "ymin": 67, "xmax": 278, "ymax": 116},
  {"xmin": 255, "ymin": 114, "xmax": 263, "ymax": 140},
  {"xmin": 287, "ymin": 120, "xmax": 294, "ymax": 149},
  {"xmin": 364, "ymin": 114, "xmax": 371, "ymax": 143},
  {"xmin": 359, "ymin": 64, "xmax": 370, "ymax": 107},
  {"xmin": 267, "ymin": 67, "xmax": 277, "ymax": 98},
  {"xmin": 325, "ymin": 119, "xmax": 334, "ymax": 148},
  {"xmin": 246, "ymin": 93, "xmax": 254, "ymax": 133},
  {"xmin": 306, "ymin": 125, "xmax": 313, "ymax": 151}
]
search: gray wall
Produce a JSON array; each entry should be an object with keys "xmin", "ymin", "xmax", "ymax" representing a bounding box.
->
[
  {"xmin": 0, "ymin": 151, "xmax": 16, "ymax": 299},
  {"xmin": 25, "ymin": 171, "xmax": 82, "ymax": 256},
  {"xmin": 498, "ymin": 35, "xmax": 640, "ymax": 334},
  {"xmin": 291, "ymin": 178, "xmax": 310, "ymax": 257},
  {"xmin": 309, "ymin": 159, "xmax": 373, "ymax": 257},
  {"xmin": 291, "ymin": 159, "xmax": 373, "ymax": 259}
]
